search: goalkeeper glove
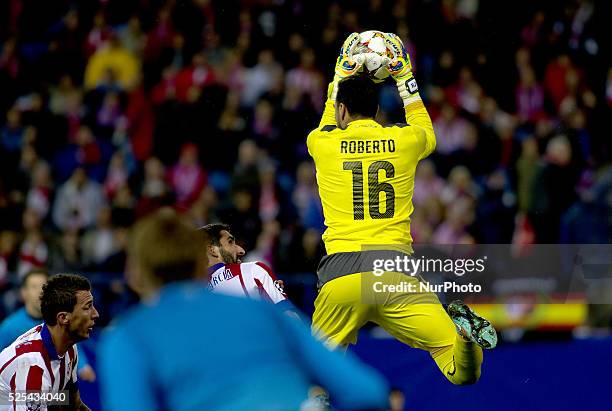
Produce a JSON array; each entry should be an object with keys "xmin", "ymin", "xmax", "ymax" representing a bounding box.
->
[
  {"xmin": 330, "ymin": 32, "xmax": 364, "ymax": 100},
  {"xmin": 384, "ymin": 32, "xmax": 421, "ymax": 106}
]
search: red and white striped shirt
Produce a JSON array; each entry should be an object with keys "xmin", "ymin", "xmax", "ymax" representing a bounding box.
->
[
  {"xmin": 208, "ymin": 262, "xmax": 287, "ymax": 304},
  {"xmin": 0, "ymin": 324, "xmax": 78, "ymax": 410}
]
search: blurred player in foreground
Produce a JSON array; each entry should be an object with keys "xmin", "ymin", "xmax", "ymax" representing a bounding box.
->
[
  {"xmin": 98, "ymin": 208, "xmax": 388, "ymax": 410},
  {"xmin": 0, "ymin": 274, "xmax": 98, "ymax": 410},
  {"xmin": 201, "ymin": 223, "xmax": 299, "ymax": 315},
  {"xmin": 0, "ymin": 269, "xmax": 96, "ymax": 383},
  {"xmin": 306, "ymin": 32, "xmax": 497, "ymax": 385}
]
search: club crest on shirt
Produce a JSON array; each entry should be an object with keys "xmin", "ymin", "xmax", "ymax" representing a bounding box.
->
[
  {"xmin": 274, "ymin": 280, "xmax": 285, "ymax": 293},
  {"xmin": 27, "ymin": 400, "xmax": 43, "ymax": 411}
]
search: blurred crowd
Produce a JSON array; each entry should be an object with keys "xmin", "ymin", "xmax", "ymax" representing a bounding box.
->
[{"xmin": 0, "ymin": 0, "xmax": 611, "ymax": 318}]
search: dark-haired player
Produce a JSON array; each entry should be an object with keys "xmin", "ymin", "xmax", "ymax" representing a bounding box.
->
[
  {"xmin": 0, "ymin": 269, "xmax": 96, "ymax": 383},
  {"xmin": 200, "ymin": 223, "xmax": 290, "ymax": 308},
  {"xmin": 0, "ymin": 273, "xmax": 97, "ymax": 410},
  {"xmin": 307, "ymin": 32, "xmax": 496, "ymax": 385}
]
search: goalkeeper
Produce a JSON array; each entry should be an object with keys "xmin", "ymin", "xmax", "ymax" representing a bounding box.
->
[{"xmin": 306, "ymin": 32, "xmax": 497, "ymax": 385}]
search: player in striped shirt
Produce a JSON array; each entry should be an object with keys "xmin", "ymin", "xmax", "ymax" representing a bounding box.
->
[
  {"xmin": 201, "ymin": 223, "xmax": 294, "ymax": 312},
  {"xmin": 0, "ymin": 274, "xmax": 98, "ymax": 410},
  {"xmin": 0, "ymin": 269, "xmax": 96, "ymax": 383}
]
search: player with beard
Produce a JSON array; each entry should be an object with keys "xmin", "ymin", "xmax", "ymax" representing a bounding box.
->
[{"xmin": 200, "ymin": 224, "xmax": 295, "ymax": 313}]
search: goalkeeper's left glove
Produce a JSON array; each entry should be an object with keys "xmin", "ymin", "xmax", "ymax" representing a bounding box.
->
[
  {"xmin": 384, "ymin": 32, "xmax": 421, "ymax": 106},
  {"xmin": 330, "ymin": 32, "xmax": 364, "ymax": 100}
]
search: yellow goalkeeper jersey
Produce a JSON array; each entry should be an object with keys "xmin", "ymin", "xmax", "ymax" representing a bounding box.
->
[{"xmin": 307, "ymin": 87, "xmax": 436, "ymax": 254}]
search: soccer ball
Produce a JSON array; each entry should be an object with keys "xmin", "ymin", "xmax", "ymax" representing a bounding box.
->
[{"xmin": 353, "ymin": 30, "xmax": 392, "ymax": 82}]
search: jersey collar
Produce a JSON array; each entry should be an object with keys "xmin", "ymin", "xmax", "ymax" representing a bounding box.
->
[
  {"xmin": 346, "ymin": 119, "xmax": 381, "ymax": 128},
  {"xmin": 41, "ymin": 323, "xmax": 60, "ymax": 361},
  {"xmin": 208, "ymin": 262, "xmax": 225, "ymax": 275}
]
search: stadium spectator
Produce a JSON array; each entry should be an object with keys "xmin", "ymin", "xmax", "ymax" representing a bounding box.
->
[
  {"xmin": 292, "ymin": 161, "xmax": 324, "ymax": 231},
  {"xmin": 81, "ymin": 207, "xmax": 117, "ymax": 269},
  {"xmin": 516, "ymin": 137, "xmax": 540, "ymax": 213},
  {"xmin": 413, "ymin": 160, "xmax": 445, "ymax": 207},
  {"xmin": 241, "ymin": 49, "xmax": 283, "ymax": 107},
  {"xmin": 17, "ymin": 208, "xmax": 47, "ymax": 278},
  {"xmin": 52, "ymin": 168, "xmax": 105, "ymax": 232},
  {"xmin": 118, "ymin": 16, "xmax": 146, "ymax": 57},
  {"xmin": 85, "ymin": 11, "xmax": 112, "ymax": 57},
  {"xmin": 0, "ymin": 232, "xmax": 18, "ymax": 284},
  {"xmin": 123, "ymin": 82, "xmax": 154, "ymax": 161},
  {"xmin": 84, "ymin": 34, "xmax": 140, "ymax": 91},
  {"xmin": 168, "ymin": 142, "xmax": 207, "ymax": 210},
  {"xmin": 95, "ymin": 91, "xmax": 122, "ymax": 137},
  {"xmin": 432, "ymin": 198, "xmax": 475, "ymax": 245},
  {"xmin": 284, "ymin": 48, "xmax": 325, "ymax": 112},
  {"xmin": 174, "ymin": 52, "xmax": 216, "ymax": 103},
  {"xmin": 248, "ymin": 219, "xmax": 282, "ymax": 267},
  {"xmin": 515, "ymin": 66, "xmax": 545, "ymax": 124},
  {"xmin": 473, "ymin": 169, "xmax": 516, "ymax": 243},
  {"xmin": 528, "ymin": 135, "xmax": 580, "ymax": 242},
  {"xmin": 433, "ymin": 102, "xmax": 472, "ymax": 155},
  {"xmin": 144, "ymin": 6, "xmax": 176, "ymax": 62},
  {"xmin": 53, "ymin": 125, "xmax": 114, "ymax": 182},
  {"xmin": 25, "ymin": 161, "xmax": 52, "ymax": 221},
  {"xmin": 231, "ymin": 139, "xmax": 261, "ymax": 196},
  {"xmin": 439, "ymin": 166, "xmax": 479, "ymax": 206},
  {"xmin": 544, "ymin": 54, "xmax": 575, "ymax": 111},
  {"xmin": 219, "ymin": 186, "xmax": 262, "ymax": 252},
  {"xmin": 49, "ymin": 228, "xmax": 85, "ymax": 273},
  {"xmin": 135, "ymin": 156, "xmax": 172, "ymax": 217},
  {"xmin": 104, "ymin": 151, "xmax": 130, "ymax": 200}
]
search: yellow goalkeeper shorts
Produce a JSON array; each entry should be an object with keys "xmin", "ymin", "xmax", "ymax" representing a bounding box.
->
[{"xmin": 311, "ymin": 271, "xmax": 457, "ymax": 351}]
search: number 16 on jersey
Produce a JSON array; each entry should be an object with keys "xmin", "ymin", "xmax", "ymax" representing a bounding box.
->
[{"xmin": 343, "ymin": 160, "xmax": 395, "ymax": 220}]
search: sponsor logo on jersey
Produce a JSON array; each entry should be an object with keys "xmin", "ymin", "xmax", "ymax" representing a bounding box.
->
[{"xmin": 208, "ymin": 268, "xmax": 236, "ymax": 288}]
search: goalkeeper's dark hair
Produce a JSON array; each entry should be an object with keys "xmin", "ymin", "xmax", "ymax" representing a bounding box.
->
[
  {"xmin": 40, "ymin": 274, "xmax": 91, "ymax": 325},
  {"xmin": 199, "ymin": 223, "xmax": 231, "ymax": 246},
  {"xmin": 337, "ymin": 75, "xmax": 379, "ymax": 118}
]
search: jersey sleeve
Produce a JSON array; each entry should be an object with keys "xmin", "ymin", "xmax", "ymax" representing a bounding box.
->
[
  {"xmin": 404, "ymin": 100, "xmax": 436, "ymax": 159},
  {"xmin": 252, "ymin": 262, "xmax": 287, "ymax": 304},
  {"xmin": 318, "ymin": 82, "xmax": 336, "ymax": 129},
  {"xmin": 307, "ymin": 82, "xmax": 337, "ymax": 158}
]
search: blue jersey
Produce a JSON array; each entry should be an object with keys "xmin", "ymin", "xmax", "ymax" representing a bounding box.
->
[
  {"xmin": 0, "ymin": 307, "xmax": 90, "ymax": 370},
  {"xmin": 98, "ymin": 281, "xmax": 388, "ymax": 411}
]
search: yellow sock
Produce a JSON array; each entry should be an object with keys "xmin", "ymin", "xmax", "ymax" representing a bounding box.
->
[{"xmin": 431, "ymin": 335, "xmax": 483, "ymax": 385}]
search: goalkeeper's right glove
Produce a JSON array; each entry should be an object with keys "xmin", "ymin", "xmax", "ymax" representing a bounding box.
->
[
  {"xmin": 384, "ymin": 32, "xmax": 421, "ymax": 106},
  {"xmin": 330, "ymin": 32, "xmax": 364, "ymax": 100}
]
